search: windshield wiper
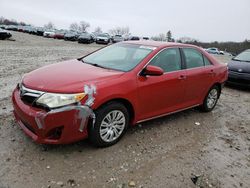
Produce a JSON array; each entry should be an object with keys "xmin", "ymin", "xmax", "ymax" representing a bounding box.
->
[
  {"xmin": 232, "ymin": 58, "xmax": 242, "ymax": 62},
  {"xmin": 82, "ymin": 60, "xmax": 108, "ymax": 69},
  {"xmin": 90, "ymin": 63, "xmax": 108, "ymax": 69}
]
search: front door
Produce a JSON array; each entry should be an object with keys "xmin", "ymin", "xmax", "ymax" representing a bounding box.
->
[{"xmin": 137, "ymin": 48, "xmax": 187, "ymax": 121}]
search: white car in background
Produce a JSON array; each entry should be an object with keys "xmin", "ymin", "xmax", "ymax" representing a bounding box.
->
[
  {"xmin": 43, "ymin": 30, "xmax": 55, "ymax": 38},
  {"xmin": 96, "ymin": 33, "xmax": 110, "ymax": 44}
]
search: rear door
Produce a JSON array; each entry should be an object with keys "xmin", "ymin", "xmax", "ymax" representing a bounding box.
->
[
  {"xmin": 137, "ymin": 48, "xmax": 187, "ymax": 120},
  {"xmin": 181, "ymin": 48, "xmax": 215, "ymax": 106}
]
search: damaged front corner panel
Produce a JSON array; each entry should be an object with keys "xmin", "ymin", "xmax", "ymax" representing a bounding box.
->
[
  {"xmin": 34, "ymin": 84, "xmax": 97, "ymax": 132},
  {"xmin": 34, "ymin": 105, "xmax": 95, "ymax": 132},
  {"xmin": 84, "ymin": 84, "xmax": 96, "ymax": 107},
  {"xmin": 35, "ymin": 111, "xmax": 45, "ymax": 129}
]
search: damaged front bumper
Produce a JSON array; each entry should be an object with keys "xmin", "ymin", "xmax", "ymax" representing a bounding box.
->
[{"xmin": 12, "ymin": 88, "xmax": 94, "ymax": 144}]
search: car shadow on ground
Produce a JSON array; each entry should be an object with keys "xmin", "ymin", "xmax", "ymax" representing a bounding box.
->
[
  {"xmin": 225, "ymin": 83, "xmax": 250, "ymax": 92},
  {"xmin": 38, "ymin": 107, "xmax": 201, "ymax": 153}
]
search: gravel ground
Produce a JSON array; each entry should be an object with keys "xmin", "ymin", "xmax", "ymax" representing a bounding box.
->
[{"xmin": 0, "ymin": 32, "xmax": 249, "ymax": 188}]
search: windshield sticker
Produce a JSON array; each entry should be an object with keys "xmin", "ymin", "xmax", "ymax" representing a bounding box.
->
[{"xmin": 139, "ymin": 46, "xmax": 157, "ymax": 50}]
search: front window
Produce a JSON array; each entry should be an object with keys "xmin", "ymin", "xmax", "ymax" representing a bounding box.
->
[
  {"xmin": 149, "ymin": 48, "xmax": 182, "ymax": 72},
  {"xmin": 233, "ymin": 50, "xmax": 250, "ymax": 62},
  {"xmin": 82, "ymin": 43, "xmax": 154, "ymax": 71}
]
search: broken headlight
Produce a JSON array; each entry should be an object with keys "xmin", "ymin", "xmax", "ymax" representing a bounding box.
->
[{"xmin": 36, "ymin": 93, "xmax": 86, "ymax": 108}]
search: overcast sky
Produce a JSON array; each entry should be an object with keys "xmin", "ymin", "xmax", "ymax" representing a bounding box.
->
[{"xmin": 0, "ymin": 0, "xmax": 249, "ymax": 42}]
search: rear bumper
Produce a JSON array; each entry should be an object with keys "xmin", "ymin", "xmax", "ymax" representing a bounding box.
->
[
  {"xmin": 227, "ymin": 71, "xmax": 250, "ymax": 87},
  {"xmin": 12, "ymin": 88, "xmax": 93, "ymax": 144}
]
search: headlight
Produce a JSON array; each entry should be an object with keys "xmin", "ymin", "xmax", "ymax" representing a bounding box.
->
[{"xmin": 36, "ymin": 93, "xmax": 86, "ymax": 108}]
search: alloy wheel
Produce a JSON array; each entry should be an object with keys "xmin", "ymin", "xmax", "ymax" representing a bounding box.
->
[{"xmin": 99, "ymin": 110, "xmax": 126, "ymax": 142}]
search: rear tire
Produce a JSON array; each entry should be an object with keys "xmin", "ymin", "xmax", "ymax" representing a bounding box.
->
[
  {"xmin": 200, "ymin": 85, "xmax": 220, "ymax": 112},
  {"xmin": 89, "ymin": 102, "xmax": 129, "ymax": 147}
]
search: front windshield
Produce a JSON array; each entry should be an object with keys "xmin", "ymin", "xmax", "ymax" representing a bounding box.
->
[
  {"xmin": 233, "ymin": 50, "xmax": 250, "ymax": 62},
  {"xmin": 98, "ymin": 34, "xmax": 109, "ymax": 37},
  {"xmin": 82, "ymin": 43, "xmax": 154, "ymax": 71},
  {"xmin": 80, "ymin": 33, "xmax": 90, "ymax": 37}
]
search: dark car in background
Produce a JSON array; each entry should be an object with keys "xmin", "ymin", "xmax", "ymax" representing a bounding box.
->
[
  {"xmin": 78, "ymin": 33, "xmax": 95, "ymax": 44},
  {"xmin": 36, "ymin": 27, "xmax": 45, "ymax": 36},
  {"xmin": 227, "ymin": 49, "xmax": 250, "ymax": 87},
  {"xmin": 0, "ymin": 28, "xmax": 12, "ymax": 40},
  {"xmin": 129, "ymin": 36, "xmax": 140, "ymax": 41},
  {"xmin": 111, "ymin": 35, "xmax": 124, "ymax": 43},
  {"xmin": 64, "ymin": 32, "xmax": 80, "ymax": 41},
  {"xmin": 96, "ymin": 33, "xmax": 110, "ymax": 44}
]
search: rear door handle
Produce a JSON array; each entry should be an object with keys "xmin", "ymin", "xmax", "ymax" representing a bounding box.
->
[{"xmin": 178, "ymin": 75, "xmax": 186, "ymax": 80}]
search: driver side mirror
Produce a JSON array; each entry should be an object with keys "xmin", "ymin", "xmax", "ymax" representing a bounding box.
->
[{"xmin": 141, "ymin": 65, "xmax": 164, "ymax": 76}]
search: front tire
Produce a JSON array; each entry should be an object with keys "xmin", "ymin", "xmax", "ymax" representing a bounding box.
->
[
  {"xmin": 89, "ymin": 102, "xmax": 129, "ymax": 147},
  {"xmin": 200, "ymin": 85, "xmax": 220, "ymax": 112}
]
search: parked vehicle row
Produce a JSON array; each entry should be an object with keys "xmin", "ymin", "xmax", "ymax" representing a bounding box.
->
[{"xmin": 0, "ymin": 24, "xmax": 148, "ymax": 45}]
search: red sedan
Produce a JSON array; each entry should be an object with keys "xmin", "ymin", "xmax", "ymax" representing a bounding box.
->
[{"xmin": 12, "ymin": 41, "xmax": 228, "ymax": 147}]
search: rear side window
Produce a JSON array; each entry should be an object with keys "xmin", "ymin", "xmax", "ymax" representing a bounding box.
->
[
  {"xmin": 182, "ymin": 48, "xmax": 204, "ymax": 69},
  {"xmin": 149, "ymin": 48, "xmax": 181, "ymax": 73}
]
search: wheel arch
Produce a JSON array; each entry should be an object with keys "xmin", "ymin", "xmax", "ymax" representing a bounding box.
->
[
  {"xmin": 93, "ymin": 98, "xmax": 135, "ymax": 125},
  {"xmin": 212, "ymin": 82, "xmax": 222, "ymax": 97}
]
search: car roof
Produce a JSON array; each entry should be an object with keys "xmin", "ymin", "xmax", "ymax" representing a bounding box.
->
[{"xmin": 122, "ymin": 40, "xmax": 199, "ymax": 49}]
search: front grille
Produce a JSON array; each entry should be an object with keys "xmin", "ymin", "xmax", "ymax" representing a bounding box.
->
[{"xmin": 19, "ymin": 84, "xmax": 44, "ymax": 106}]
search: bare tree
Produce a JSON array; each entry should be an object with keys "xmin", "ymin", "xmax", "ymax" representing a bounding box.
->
[
  {"xmin": 0, "ymin": 16, "xmax": 5, "ymax": 24},
  {"xmin": 177, "ymin": 37, "xmax": 197, "ymax": 43},
  {"xmin": 159, "ymin": 33, "xmax": 166, "ymax": 41},
  {"xmin": 79, "ymin": 21, "xmax": 90, "ymax": 32},
  {"xmin": 109, "ymin": 26, "xmax": 130, "ymax": 36},
  {"xmin": 151, "ymin": 33, "xmax": 166, "ymax": 41},
  {"xmin": 44, "ymin": 22, "xmax": 55, "ymax": 30},
  {"xmin": 94, "ymin": 26, "xmax": 102, "ymax": 34},
  {"xmin": 69, "ymin": 22, "xmax": 80, "ymax": 31}
]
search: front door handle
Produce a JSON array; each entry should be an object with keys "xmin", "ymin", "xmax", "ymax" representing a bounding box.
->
[{"xmin": 178, "ymin": 75, "xmax": 186, "ymax": 80}]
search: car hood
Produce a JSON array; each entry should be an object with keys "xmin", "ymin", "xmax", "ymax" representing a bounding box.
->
[
  {"xmin": 22, "ymin": 59, "xmax": 124, "ymax": 93},
  {"xmin": 228, "ymin": 60, "xmax": 250, "ymax": 73}
]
